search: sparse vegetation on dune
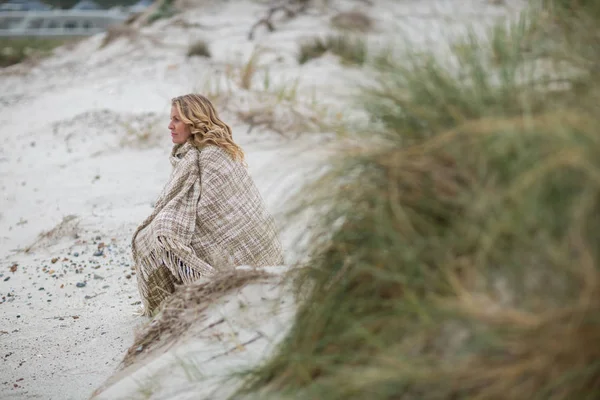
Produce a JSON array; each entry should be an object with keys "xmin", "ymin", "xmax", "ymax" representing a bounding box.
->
[
  {"xmin": 122, "ymin": 269, "xmax": 271, "ymax": 368},
  {"xmin": 238, "ymin": 3, "xmax": 600, "ymax": 400},
  {"xmin": 119, "ymin": 114, "xmax": 164, "ymax": 148},
  {"xmin": 22, "ymin": 215, "xmax": 80, "ymax": 253},
  {"xmin": 0, "ymin": 37, "xmax": 71, "ymax": 68},
  {"xmin": 187, "ymin": 39, "xmax": 211, "ymax": 58},
  {"xmin": 298, "ymin": 34, "xmax": 367, "ymax": 65},
  {"xmin": 543, "ymin": 0, "xmax": 600, "ymax": 19},
  {"xmin": 330, "ymin": 10, "xmax": 373, "ymax": 33},
  {"xmin": 297, "ymin": 36, "xmax": 328, "ymax": 64},
  {"xmin": 197, "ymin": 47, "xmax": 337, "ymax": 137}
]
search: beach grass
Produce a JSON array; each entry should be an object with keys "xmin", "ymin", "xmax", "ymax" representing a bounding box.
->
[
  {"xmin": 298, "ymin": 34, "xmax": 367, "ymax": 66},
  {"xmin": 330, "ymin": 11, "xmax": 373, "ymax": 33},
  {"xmin": 543, "ymin": 0, "xmax": 600, "ymax": 19},
  {"xmin": 0, "ymin": 37, "xmax": 71, "ymax": 68},
  {"xmin": 236, "ymin": 3, "xmax": 600, "ymax": 399},
  {"xmin": 187, "ymin": 39, "xmax": 211, "ymax": 58}
]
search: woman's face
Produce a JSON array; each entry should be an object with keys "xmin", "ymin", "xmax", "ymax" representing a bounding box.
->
[{"xmin": 168, "ymin": 105, "xmax": 192, "ymax": 144}]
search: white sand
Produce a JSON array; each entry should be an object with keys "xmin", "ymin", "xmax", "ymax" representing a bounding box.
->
[{"xmin": 0, "ymin": 1, "xmax": 526, "ymax": 399}]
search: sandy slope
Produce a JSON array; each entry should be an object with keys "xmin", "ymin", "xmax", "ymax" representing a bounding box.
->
[{"xmin": 0, "ymin": 1, "xmax": 526, "ymax": 399}]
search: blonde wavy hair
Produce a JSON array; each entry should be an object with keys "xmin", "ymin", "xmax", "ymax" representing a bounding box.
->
[{"xmin": 172, "ymin": 94, "xmax": 245, "ymax": 163}]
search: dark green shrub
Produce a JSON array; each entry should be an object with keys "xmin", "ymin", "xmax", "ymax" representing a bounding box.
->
[
  {"xmin": 298, "ymin": 36, "xmax": 328, "ymax": 64},
  {"xmin": 186, "ymin": 39, "xmax": 210, "ymax": 58},
  {"xmin": 298, "ymin": 34, "xmax": 367, "ymax": 66}
]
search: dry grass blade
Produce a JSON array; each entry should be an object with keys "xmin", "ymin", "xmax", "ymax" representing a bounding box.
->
[
  {"xmin": 23, "ymin": 215, "xmax": 80, "ymax": 253},
  {"xmin": 122, "ymin": 269, "xmax": 271, "ymax": 367},
  {"xmin": 240, "ymin": 49, "xmax": 262, "ymax": 90}
]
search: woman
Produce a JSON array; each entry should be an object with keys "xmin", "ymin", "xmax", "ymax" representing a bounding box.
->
[{"xmin": 131, "ymin": 94, "xmax": 284, "ymax": 316}]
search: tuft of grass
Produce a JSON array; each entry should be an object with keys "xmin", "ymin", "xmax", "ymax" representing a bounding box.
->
[
  {"xmin": 330, "ymin": 11, "xmax": 373, "ymax": 33},
  {"xmin": 327, "ymin": 34, "xmax": 367, "ymax": 66},
  {"xmin": 542, "ymin": 0, "xmax": 600, "ymax": 20},
  {"xmin": 23, "ymin": 215, "xmax": 80, "ymax": 253},
  {"xmin": 122, "ymin": 269, "xmax": 270, "ymax": 368},
  {"xmin": 220, "ymin": 48, "xmax": 264, "ymax": 91},
  {"xmin": 239, "ymin": 48, "xmax": 262, "ymax": 90},
  {"xmin": 270, "ymin": 76, "xmax": 301, "ymax": 103},
  {"xmin": 119, "ymin": 114, "xmax": 164, "ymax": 149},
  {"xmin": 298, "ymin": 34, "xmax": 367, "ymax": 66},
  {"xmin": 187, "ymin": 39, "xmax": 211, "ymax": 58},
  {"xmin": 197, "ymin": 73, "xmax": 233, "ymax": 110},
  {"xmin": 238, "ymin": 6, "xmax": 600, "ymax": 400},
  {"xmin": 0, "ymin": 37, "xmax": 69, "ymax": 68},
  {"xmin": 298, "ymin": 36, "xmax": 328, "ymax": 65}
]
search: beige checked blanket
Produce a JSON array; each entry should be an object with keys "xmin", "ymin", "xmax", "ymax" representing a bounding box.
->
[{"xmin": 131, "ymin": 142, "xmax": 284, "ymax": 315}]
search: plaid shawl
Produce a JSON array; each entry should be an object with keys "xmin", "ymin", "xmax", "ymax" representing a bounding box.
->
[{"xmin": 131, "ymin": 142, "xmax": 284, "ymax": 315}]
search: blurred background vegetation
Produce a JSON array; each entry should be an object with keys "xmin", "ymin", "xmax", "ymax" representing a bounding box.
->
[
  {"xmin": 237, "ymin": 0, "xmax": 600, "ymax": 399},
  {"xmin": 0, "ymin": 37, "xmax": 76, "ymax": 67}
]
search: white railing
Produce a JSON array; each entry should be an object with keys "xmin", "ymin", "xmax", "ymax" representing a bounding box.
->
[{"xmin": 0, "ymin": 10, "xmax": 130, "ymax": 37}]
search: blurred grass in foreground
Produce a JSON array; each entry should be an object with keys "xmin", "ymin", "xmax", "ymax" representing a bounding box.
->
[
  {"xmin": 543, "ymin": 0, "xmax": 600, "ymax": 20},
  {"xmin": 237, "ymin": 3, "xmax": 600, "ymax": 400},
  {"xmin": 0, "ymin": 37, "xmax": 71, "ymax": 68}
]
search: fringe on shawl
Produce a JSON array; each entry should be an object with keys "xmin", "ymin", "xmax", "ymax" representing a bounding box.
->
[{"xmin": 134, "ymin": 236, "xmax": 216, "ymax": 316}]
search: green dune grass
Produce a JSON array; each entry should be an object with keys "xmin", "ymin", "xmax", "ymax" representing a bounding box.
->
[
  {"xmin": 0, "ymin": 37, "xmax": 73, "ymax": 68},
  {"xmin": 237, "ymin": 3, "xmax": 600, "ymax": 400}
]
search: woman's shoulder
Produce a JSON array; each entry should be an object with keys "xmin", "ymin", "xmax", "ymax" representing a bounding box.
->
[
  {"xmin": 199, "ymin": 144, "xmax": 230, "ymax": 162},
  {"xmin": 199, "ymin": 145, "xmax": 241, "ymax": 172},
  {"xmin": 200, "ymin": 144, "xmax": 226, "ymax": 156}
]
